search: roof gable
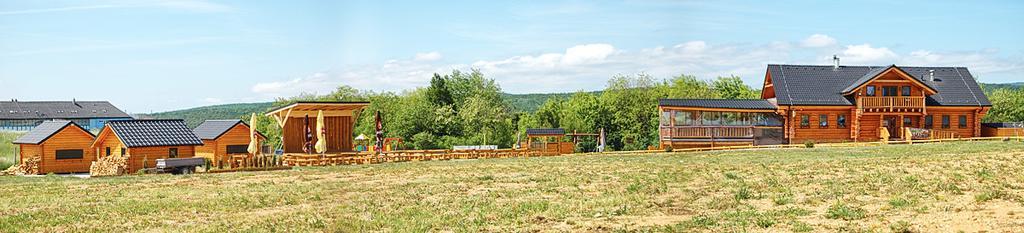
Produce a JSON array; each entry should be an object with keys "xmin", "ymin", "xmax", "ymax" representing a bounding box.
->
[
  {"xmin": 840, "ymin": 65, "xmax": 938, "ymax": 95},
  {"xmin": 767, "ymin": 64, "xmax": 990, "ymax": 106},
  {"xmin": 13, "ymin": 120, "xmax": 93, "ymax": 144},
  {"xmin": 104, "ymin": 119, "xmax": 204, "ymax": 148}
]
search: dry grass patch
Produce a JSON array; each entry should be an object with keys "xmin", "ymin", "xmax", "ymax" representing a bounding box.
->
[{"xmin": 2, "ymin": 141, "xmax": 1024, "ymax": 231}]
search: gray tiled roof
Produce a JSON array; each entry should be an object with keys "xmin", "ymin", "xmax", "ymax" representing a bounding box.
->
[
  {"xmin": 107, "ymin": 119, "xmax": 204, "ymax": 147},
  {"xmin": 13, "ymin": 120, "xmax": 93, "ymax": 144},
  {"xmin": 839, "ymin": 65, "xmax": 937, "ymax": 94},
  {"xmin": 768, "ymin": 65, "xmax": 990, "ymax": 106},
  {"xmin": 0, "ymin": 101, "xmax": 131, "ymax": 120},
  {"xmin": 659, "ymin": 99, "xmax": 777, "ymax": 110},
  {"xmin": 193, "ymin": 120, "xmax": 243, "ymax": 140},
  {"xmin": 526, "ymin": 128, "xmax": 565, "ymax": 135}
]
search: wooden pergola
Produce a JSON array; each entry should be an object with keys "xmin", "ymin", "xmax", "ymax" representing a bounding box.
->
[{"xmin": 265, "ymin": 101, "xmax": 369, "ymax": 153}]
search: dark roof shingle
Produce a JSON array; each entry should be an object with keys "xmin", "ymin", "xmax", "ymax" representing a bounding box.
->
[
  {"xmin": 13, "ymin": 120, "xmax": 93, "ymax": 144},
  {"xmin": 768, "ymin": 65, "xmax": 990, "ymax": 106},
  {"xmin": 193, "ymin": 120, "xmax": 243, "ymax": 140},
  {"xmin": 659, "ymin": 99, "xmax": 777, "ymax": 110},
  {"xmin": 0, "ymin": 101, "xmax": 131, "ymax": 120},
  {"xmin": 107, "ymin": 119, "xmax": 203, "ymax": 147},
  {"xmin": 526, "ymin": 128, "xmax": 565, "ymax": 135}
]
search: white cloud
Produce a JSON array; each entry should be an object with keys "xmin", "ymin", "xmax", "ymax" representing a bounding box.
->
[
  {"xmin": 252, "ymin": 38, "xmax": 1021, "ymax": 97},
  {"xmin": 800, "ymin": 34, "xmax": 837, "ymax": 48},
  {"xmin": 562, "ymin": 44, "xmax": 615, "ymax": 65},
  {"xmin": 840, "ymin": 44, "xmax": 898, "ymax": 64},
  {"xmin": 414, "ymin": 52, "xmax": 443, "ymax": 61}
]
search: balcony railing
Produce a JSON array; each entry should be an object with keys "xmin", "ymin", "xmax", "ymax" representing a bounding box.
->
[
  {"xmin": 660, "ymin": 126, "xmax": 755, "ymax": 139},
  {"xmin": 859, "ymin": 96, "xmax": 925, "ymax": 112}
]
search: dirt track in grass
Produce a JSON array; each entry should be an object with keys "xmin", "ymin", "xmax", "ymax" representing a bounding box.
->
[{"xmin": 2, "ymin": 141, "xmax": 1024, "ymax": 232}]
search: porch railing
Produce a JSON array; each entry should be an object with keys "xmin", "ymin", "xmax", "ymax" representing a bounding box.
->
[
  {"xmin": 660, "ymin": 126, "xmax": 755, "ymax": 139},
  {"xmin": 859, "ymin": 96, "xmax": 925, "ymax": 110}
]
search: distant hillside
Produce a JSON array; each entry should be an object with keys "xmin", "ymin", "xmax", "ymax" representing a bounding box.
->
[
  {"xmin": 983, "ymin": 82, "xmax": 1024, "ymax": 92},
  {"xmin": 138, "ymin": 102, "xmax": 274, "ymax": 128},
  {"xmin": 503, "ymin": 92, "xmax": 601, "ymax": 113}
]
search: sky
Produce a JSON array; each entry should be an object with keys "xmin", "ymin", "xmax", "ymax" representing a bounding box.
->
[{"xmin": 1, "ymin": 0, "xmax": 1022, "ymax": 113}]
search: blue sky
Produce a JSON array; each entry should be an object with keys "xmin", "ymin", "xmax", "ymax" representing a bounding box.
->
[{"xmin": 1, "ymin": 0, "xmax": 1022, "ymax": 113}]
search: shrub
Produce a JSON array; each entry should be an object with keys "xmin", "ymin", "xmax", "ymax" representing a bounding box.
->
[
  {"xmin": 804, "ymin": 141, "xmax": 815, "ymax": 148},
  {"xmin": 734, "ymin": 185, "xmax": 757, "ymax": 200},
  {"xmin": 754, "ymin": 214, "xmax": 776, "ymax": 228},
  {"xmin": 825, "ymin": 202, "xmax": 866, "ymax": 220}
]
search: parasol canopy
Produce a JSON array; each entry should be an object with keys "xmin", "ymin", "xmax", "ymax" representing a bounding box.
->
[
  {"xmin": 315, "ymin": 110, "xmax": 327, "ymax": 153},
  {"xmin": 247, "ymin": 113, "xmax": 259, "ymax": 155}
]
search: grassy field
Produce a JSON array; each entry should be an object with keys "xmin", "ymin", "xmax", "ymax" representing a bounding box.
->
[
  {"xmin": 0, "ymin": 132, "xmax": 21, "ymax": 170},
  {"xmin": 2, "ymin": 141, "xmax": 1024, "ymax": 232}
]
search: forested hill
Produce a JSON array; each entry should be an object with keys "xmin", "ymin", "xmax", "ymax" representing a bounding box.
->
[
  {"xmin": 137, "ymin": 93, "xmax": 589, "ymax": 127},
  {"xmin": 502, "ymin": 91, "xmax": 601, "ymax": 112},
  {"xmin": 136, "ymin": 102, "xmax": 274, "ymax": 128},
  {"xmin": 983, "ymin": 82, "xmax": 1024, "ymax": 92}
]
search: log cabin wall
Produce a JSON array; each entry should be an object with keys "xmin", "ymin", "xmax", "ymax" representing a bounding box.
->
[
  {"xmin": 36, "ymin": 126, "xmax": 96, "ymax": 173},
  {"xmin": 19, "ymin": 144, "xmax": 41, "ymax": 163},
  {"xmin": 94, "ymin": 127, "xmax": 127, "ymax": 159},
  {"xmin": 922, "ymin": 107, "xmax": 983, "ymax": 138},
  {"xmin": 857, "ymin": 115, "xmax": 881, "ymax": 141},
  {"xmin": 282, "ymin": 116, "xmax": 353, "ymax": 153},
  {"xmin": 788, "ymin": 108, "xmax": 856, "ymax": 143},
  {"xmin": 195, "ymin": 139, "xmax": 217, "ymax": 162},
  {"xmin": 126, "ymin": 146, "xmax": 195, "ymax": 172},
  {"xmin": 194, "ymin": 124, "xmax": 262, "ymax": 165}
]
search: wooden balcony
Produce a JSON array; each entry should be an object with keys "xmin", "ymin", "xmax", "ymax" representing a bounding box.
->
[
  {"xmin": 660, "ymin": 126, "xmax": 755, "ymax": 139},
  {"xmin": 858, "ymin": 96, "xmax": 925, "ymax": 113}
]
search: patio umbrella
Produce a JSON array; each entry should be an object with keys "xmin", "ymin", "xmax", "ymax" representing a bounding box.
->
[
  {"xmin": 247, "ymin": 113, "xmax": 259, "ymax": 155},
  {"xmin": 315, "ymin": 110, "xmax": 328, "ymax": 154}
]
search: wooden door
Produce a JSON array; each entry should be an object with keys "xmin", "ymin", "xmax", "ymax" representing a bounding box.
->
[{"xmin": 883, "ymin": 116, "xmax": 899, "ymax": 139}]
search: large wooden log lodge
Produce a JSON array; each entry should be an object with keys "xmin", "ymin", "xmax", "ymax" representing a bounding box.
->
[{"xmin": 659, "ymin": 58, "xmax": 992, "ymax": 149}]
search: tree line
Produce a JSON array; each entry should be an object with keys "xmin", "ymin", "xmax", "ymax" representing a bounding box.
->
[
  {"xmin": 251, "ymin": 69, "xmax": 759, "ymax": 152},
  {"xmin": 249, "ymin": 69, "xmax": 1023, "ymax": 152}
]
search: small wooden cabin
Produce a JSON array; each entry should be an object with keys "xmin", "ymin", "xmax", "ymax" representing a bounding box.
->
[
  {"xmin": 264, "ymin": 101, "xmax": 369, "ymax": 153},
  {"xmin": 981, "ymin": 123, "xmax": 1024, "ymax": 137},
  {"xmin": 523, "ymin": 128, "xmax": 574, "ymax": 154},
  {"xmin": 12, "ymin": 120, "xmax": 96, "ymax": 174},
  {"xmin": 193, "ymin": 120, "xmax": 266, "ymax": 166},
  {"xmin": 91, "ymin": 119, "xmax": 204, "ymax": 172}
]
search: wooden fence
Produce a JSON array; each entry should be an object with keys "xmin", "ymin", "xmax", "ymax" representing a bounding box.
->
[
  {"xmin": 282, "ymin": 149, "xmax": 560, "ymax": 166},
  {"xmin": 255, "ymin": 136, "xmax": 1023, "ymax": 169}
]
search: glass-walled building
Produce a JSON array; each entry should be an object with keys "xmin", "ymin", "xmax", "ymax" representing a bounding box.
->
[{"xmin": 658, "ymin": 99, "xmax": 784, "ymax": 149}]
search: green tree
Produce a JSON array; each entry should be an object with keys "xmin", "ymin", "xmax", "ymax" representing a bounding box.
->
[
  {"xmin": 600, "ymin": 73, "xmax": 664, "ymax": 150},
  {"xmin": 712, "ymin": 75, "xmax": 758, "ymax": 99},
  {"xmin": 984, "ymin": 88, "xmax": 1024, "ymax": 122},
  {"xmin": 664, "ymin": 74, "xmax": 718, "ymax": 98}
]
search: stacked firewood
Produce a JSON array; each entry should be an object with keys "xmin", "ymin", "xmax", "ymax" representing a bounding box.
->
[
  {"xmin": 1, "ymin": 157, "xmax": 40, "ymax": 175},
  {"xmin": 90, "ymin": 156, "xmax": 128, "ymax": 177}
]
